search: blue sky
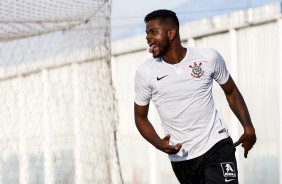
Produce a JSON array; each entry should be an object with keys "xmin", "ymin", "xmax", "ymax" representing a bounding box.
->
[{"xmin": 111, "ymin": 0, "xmax": 281, "ymax": 40}]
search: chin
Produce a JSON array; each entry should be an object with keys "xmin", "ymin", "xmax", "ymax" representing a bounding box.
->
[{"xmin": 152, "ymin": 52, "xmax": 162, "ymax": 58}]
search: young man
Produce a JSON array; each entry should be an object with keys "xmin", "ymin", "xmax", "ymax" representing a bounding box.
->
[{"xmin": 134, "ymin": 10, "xmax": 257, "ymax": 184}]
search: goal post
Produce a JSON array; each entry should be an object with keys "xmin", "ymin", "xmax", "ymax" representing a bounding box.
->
[{"xmin": 0, "ymin": 0, "xmax": 123, "ymax": 184}]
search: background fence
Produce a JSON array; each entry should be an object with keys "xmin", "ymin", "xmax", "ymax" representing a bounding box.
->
[{"xmin": 0, "ymin": 1, "xmax": 123, "ymax": 184}]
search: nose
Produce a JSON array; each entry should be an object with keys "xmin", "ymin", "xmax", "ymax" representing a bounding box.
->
[
  {"xmin": 146, "ymin": 34, "xmax": 150, "ymax": 40},
  {"xmin": 146, "ymin": 34, "xmax": 152, "ymax": 43}
]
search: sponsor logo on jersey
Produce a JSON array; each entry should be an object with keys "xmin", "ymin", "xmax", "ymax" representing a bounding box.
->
[
  {"xmin": 221, "ymin": 162, "xmax": 236, "ymax": 178},
  {"xmin": 157, "ymin": 75, "xmax": 168, "ymax": 81},
  {"xmin": 189, "ymin": 62, "xmax": 204, "ymax": 78},
  {"xmin": 218, "ymin": 128, "xmax": 227, "ymax": 134}
]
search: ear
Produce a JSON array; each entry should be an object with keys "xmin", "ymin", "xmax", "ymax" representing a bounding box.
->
[{"xmin": 168, "ymin": 29, "xmax": 177, "ymax": 41}]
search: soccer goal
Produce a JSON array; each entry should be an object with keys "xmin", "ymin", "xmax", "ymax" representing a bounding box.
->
[{"xmin": 0, "ymin": 0, "xmax": 123, "ymax": 183}]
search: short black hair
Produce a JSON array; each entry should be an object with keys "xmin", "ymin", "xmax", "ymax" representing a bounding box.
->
[{"xmin": 144, "ymin": 9, "xmax": 179, "ymax": 29}]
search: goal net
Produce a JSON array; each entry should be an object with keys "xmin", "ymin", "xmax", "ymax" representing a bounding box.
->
[{"xmin": 0, "ymin": 0, "xmax": 123, "ymax": 184}]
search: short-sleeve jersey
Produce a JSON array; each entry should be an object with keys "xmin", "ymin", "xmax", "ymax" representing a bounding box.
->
[{"xmin": 134, "ymin": 47, "xmax": 230, "ymax": 162}]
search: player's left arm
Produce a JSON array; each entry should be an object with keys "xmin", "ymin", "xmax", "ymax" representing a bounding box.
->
[{"xmin": 220, "ymin": 75, "xmax": 257, "ymax": 158}]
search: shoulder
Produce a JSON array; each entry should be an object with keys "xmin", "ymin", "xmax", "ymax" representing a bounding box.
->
[
  {"xmin": 189, "ymin": 47, "xmax": 224, "ymax": 67},
  {"xmin": 136, "ymin": 57, "xmax": 160, "ymax": 75},
  {"xmin": 192, "ymin": 47, "xmax": 221, "ymax": 61}
]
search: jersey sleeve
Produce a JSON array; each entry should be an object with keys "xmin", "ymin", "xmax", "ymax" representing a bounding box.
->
[
  {"xmin": 209, "ymin": 49, "xmax": 230, "ymax": 85},
  {"xmin": 134, "ymin": 66, "xmax": 151, "ymax": 106}
]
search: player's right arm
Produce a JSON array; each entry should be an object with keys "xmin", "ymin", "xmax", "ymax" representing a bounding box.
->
[{"xmin": 134, "ymin": 102, "xmax": 182, "ymax": 154}]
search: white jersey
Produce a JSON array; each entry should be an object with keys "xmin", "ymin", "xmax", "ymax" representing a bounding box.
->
[{"xmin": 134, "ymin": 47, "xmax": 230, "ymax": 161}]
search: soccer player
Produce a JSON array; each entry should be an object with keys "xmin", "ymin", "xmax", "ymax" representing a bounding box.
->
[{"xmin": 134, "ymin": 9, "xmax": 256, "ymax": 184}]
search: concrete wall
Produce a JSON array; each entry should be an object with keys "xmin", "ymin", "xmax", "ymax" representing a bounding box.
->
[{"xmin": 112, "ymin": 2, "xmax": 282, "ymax": 184}]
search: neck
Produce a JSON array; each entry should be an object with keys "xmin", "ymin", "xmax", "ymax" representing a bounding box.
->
[{"xmin": 162, "ymin": 45, "xmax": 187, "ymax": 64}]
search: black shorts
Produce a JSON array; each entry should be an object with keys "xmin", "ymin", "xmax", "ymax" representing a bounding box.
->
[{"xmin": 171, "ymin": 137, "xmax": 238, "ymax": 184}]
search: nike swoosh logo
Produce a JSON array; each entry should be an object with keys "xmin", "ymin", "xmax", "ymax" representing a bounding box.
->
[
  {"xmin": 225, "ymin": 178, "xmax": 235, "ymax": 182},
  {"xmin": 157, "ymin": 75, "xmax": 168, "ymax": 81}
]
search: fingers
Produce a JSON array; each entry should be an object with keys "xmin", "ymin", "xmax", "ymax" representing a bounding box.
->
[
  {"xmin": 244, "ymin": 148, "xmax": 249, "ymax": 158},
  {"xmin": 234, "ymin": 140, "xmax": 241, "ymax": 147},
  {"xmin": 234, "ymin": 136, "xmax": 243, "ymax": 147},
  {"xmin": 174, "ymin": 143, "xmax": 182, "ymax": 150},
  {"xmin": 164, "ymin": 143, "xmax": 182, "ymax": 154},
  {"xmin": 163, "ymin": 134, "xmax": 170, "ymax": 141},
  {"xmin": 165, "ymin": 147, "xmax": 182, "ymax": 154},
  {"xmin": 243, "ymin": 143, "xmax": 253, "ymax": 158},
  {"xmin": 235, "ymin": 134, "xmax": 255, "ymax": 158},
  {"xmin": 161, "ymin": 135, "xmax": 182, "ymax": 154}
]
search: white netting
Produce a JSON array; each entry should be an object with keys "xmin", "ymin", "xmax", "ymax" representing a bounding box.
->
[
  {"xmin": 0, "ymin": 0, "xmax": 123, "ymax": 184},
  {"xmin": 0, "ymin": 0, "xmax": 108, "ymax": 41}
]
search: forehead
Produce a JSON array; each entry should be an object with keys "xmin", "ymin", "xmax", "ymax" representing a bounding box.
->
[{"xmin": 145, "ymin": 19, "xmax": 162, "ymax": 30}]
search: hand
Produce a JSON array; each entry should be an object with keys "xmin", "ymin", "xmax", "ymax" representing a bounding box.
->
[
  {"xmin": 156, "ymin": 134, "xmax": 182, "ymax": 154},
  {"xmin": 234, "ymin": 127, "xmax": 256, "ymax": 158}
]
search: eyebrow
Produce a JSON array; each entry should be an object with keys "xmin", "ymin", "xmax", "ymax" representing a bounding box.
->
[{"xmin": 145, "ymin": 27, "xmax": 158, "ymax": 33}]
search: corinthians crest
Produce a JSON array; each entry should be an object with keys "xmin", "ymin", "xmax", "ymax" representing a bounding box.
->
[{"xmin": 189, "ymin": 62, "xmax": 204, "ymax": 78}]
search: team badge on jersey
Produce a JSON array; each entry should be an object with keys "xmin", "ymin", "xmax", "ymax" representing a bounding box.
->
[
  {"xmin": 221, "ymin": 162, "xmax": 236, "ymax": 177},
  {"xmin": 189, "ymin": 62, "xmax": 204, "ymax": 78}
]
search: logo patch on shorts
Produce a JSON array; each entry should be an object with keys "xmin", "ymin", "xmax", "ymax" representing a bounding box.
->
[{"xmin": 221, "ymin": 162, "xmax": 236, "ymax": 177}]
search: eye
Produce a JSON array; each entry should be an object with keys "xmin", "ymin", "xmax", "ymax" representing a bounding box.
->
[
  {"xmin": 146, "ymin": 29, "xmax": 158, "ymax": 36},
  {"xmin": 151, "ymin": 29, "xmax": 158, "ymax": 35}
]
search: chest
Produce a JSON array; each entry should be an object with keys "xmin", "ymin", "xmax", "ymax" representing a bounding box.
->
[{"xmin": 149, "ymin": 60, "xmax": 213, "ymax": 97}]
